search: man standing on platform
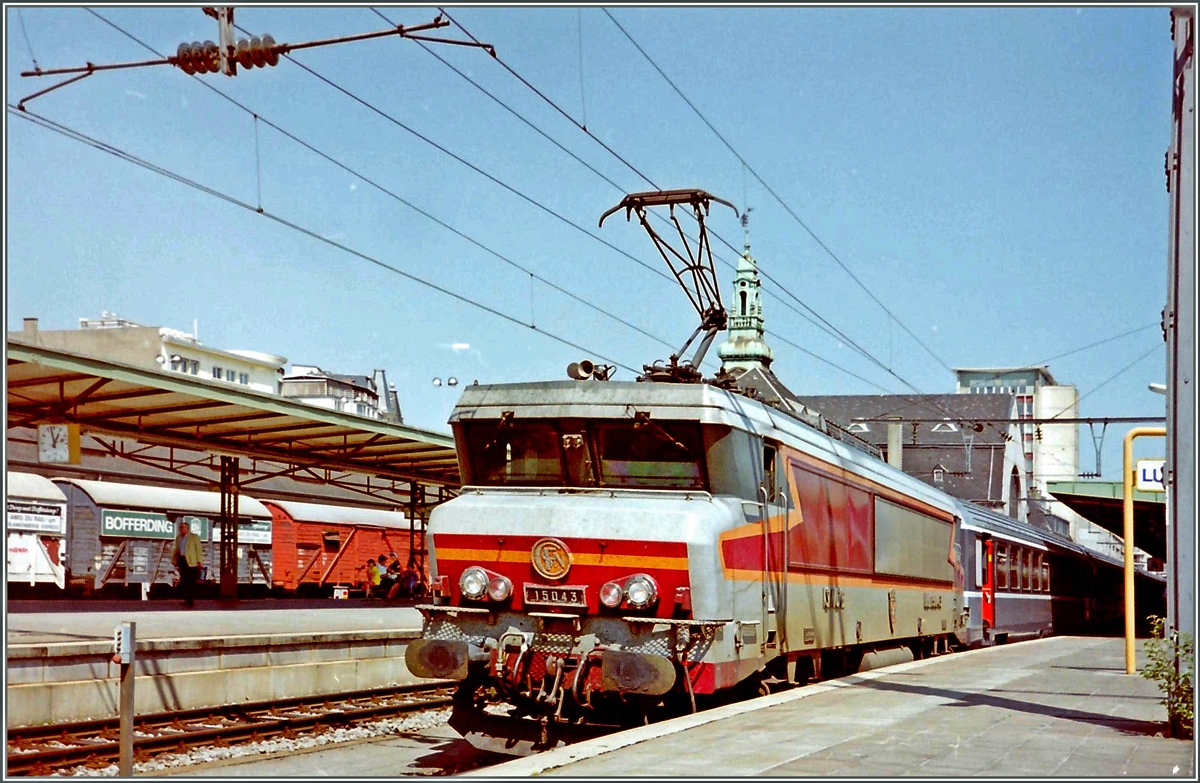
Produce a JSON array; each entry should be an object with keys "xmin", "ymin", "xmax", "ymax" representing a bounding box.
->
[{"xmin": 173, "ymin": 521, "xmax": 203, "ymax": 608}]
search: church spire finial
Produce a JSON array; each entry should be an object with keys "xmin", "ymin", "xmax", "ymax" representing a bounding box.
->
[{"xmin": 741, "ymin": 207, "xmax": 752, "ymax": 254}]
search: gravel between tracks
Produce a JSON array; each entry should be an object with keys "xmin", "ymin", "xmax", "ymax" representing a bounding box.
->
[{"xmin": 50, "ymin": 708, "xmax": 453, "ymax": 776}]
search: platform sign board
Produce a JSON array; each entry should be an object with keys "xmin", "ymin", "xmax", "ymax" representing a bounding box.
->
[
  {"xmin": 6, "ymin": 500, "xmax": 67, "ymax": 534},
  {"xmin": 127, "ymin": 540, "xmax": 153, "ymax": 582},
  {"xmin": 100, "ymin": 509, "xmax": 173, "ymax": 539},
  {"xmin": 210, "ymin": 519, "xmax": 271, "ymax": 545},
  {"xmin": 1135, "ymin": 459, "xmax": 1167, "ymax": 492},
  {"xmin": 179, "ymin": 516, "xmax": 213, "ymax": 542}
]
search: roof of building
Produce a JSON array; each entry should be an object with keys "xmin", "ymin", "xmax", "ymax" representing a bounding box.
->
[
  {"xmin": 797, "ymin": 393, "xmax": 1017, "ymax": 446},
  {"xmin": 53, "ymin": 477, "xmax": 271, "ymax": 518},
  {"xmin": 953, "ymin": 366, "xmax": 1059, "ymax": 385},
  {"xmin": 262, "ymin": 499, "xmax": 409, "ymax": 529},
  {"xmin": 794, "ymin": 393, "xmax": 1020, "ymax": 506},
  {"xmin": 7, "ymin": 471, "xmax": 68, "ymax": 503}
]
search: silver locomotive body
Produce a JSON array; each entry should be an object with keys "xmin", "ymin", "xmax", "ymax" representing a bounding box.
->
[{"xmin": 407, "ymin": 380, "xmax": 967, "ymax": 754}]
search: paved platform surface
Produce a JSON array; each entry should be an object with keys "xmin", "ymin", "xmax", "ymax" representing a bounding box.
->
[
  {"xmin": 6, "ymin": 602, "xmax": 422, "ymax": 646},
  {"xmin": 487, "ymin": 636, "xmax": 1194, "ymax": 777}
]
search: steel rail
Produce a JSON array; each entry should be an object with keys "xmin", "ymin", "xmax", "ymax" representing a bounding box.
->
[{"xmin": 6, "ymin": 682, "xmax": 454, "ymax": 775}]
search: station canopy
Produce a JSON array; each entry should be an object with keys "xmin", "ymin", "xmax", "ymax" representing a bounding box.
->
[
  {"xmin": 7, "ymin": 343, "xmax": 460, "ymax": 487},
  {"xmin": 1047, "ymin": 480, "xmax": 1166, "ymax": 561}
]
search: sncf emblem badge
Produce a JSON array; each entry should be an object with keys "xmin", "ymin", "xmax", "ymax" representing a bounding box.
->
[{"xmin": 530, "ymin": 538, "xmax": 572, "ymax": 580}]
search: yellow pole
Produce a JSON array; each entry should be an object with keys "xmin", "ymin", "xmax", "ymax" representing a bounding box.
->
[{"xmin": 1124, "ymin": 427, "xmax": 1166, "ymax": 675}]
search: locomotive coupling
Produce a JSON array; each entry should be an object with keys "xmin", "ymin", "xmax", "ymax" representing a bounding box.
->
[{"xmin": 405, "ymin": 639, "xmax": 488, "ymax": 680}]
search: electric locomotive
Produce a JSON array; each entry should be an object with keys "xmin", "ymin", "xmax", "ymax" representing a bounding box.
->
[{"xmin": 405, "ymin": 190, "xmax": 969, "ymax": 754}]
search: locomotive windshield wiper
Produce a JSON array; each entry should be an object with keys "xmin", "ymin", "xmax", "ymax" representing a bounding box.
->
[
  {"xmin": 481, "ymin": 410, "xmax": 515, "ymax": 453},
  {"xmin": 628, "ymin": 408, "xmax": 689, "ymax": 454}
]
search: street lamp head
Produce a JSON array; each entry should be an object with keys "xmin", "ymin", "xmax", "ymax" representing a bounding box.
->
[
  {"xmin": 448, "ymin": 377, "xmax": 458, "ymax": 387},
  {"xmin": 432, "ymin": 377, "xmax": 442, "ymax": 387}
]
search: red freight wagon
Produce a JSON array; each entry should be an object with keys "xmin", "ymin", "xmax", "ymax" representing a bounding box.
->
[{"xmin": 263, "ymin": 500, "xmax": 411, "ymax": 593}]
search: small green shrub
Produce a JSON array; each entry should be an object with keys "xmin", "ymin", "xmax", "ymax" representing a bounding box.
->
[{"xmin": 1141, "ymin": 615, "xmax": 1194, "ymax": 739}]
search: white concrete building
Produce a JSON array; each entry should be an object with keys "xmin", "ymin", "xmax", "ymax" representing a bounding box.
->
[
  {"xmin": 10, "ymin": 313, "xmax": 287, "ymax": 394},
  {"xmin": 954, "ymin": 366, "xmax": 1121, "ymax": 556}
]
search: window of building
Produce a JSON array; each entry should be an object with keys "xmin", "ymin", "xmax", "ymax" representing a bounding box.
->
[
  {"xmin": 995, "ymin": 544, "xmax": 1008, "ymax": 589},
  {"xmin": 226, "ymin": 369, "xmax": 235, "ymax": 382},
  {"xmin": 932, "ymin": 467, "xmax": 945, "ymax": 486},
  {"xmin": 190, "ymin": 360, "xmax": 199, "ymax": 375},
  {"xmin": 213, "ymin": 366, "xmax": 223, "ymax": 379},
  {"xmin": 238, "ymin": 372, "xmax": 249, "ymax": 385},
  {"xmin": 847, "ymin": 422, "xmax": 869, "ymax": 433},
  {"xmin": 169, "ymin": 356, "xmax": 182, "ymax": 372},
  {"xmin": 931, "ymin": 421, "xmax": 958, "ymax": 433}
]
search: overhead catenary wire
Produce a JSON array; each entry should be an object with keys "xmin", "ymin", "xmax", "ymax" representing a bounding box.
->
[
  {"xmin": 18, "ymin": 9, "xmax": 41, "ymax": 72},
  {"xmin": 89, "ymin": 9, "xmax": 953, "ymax": 402},
  {"xmin": 389, "ymin": 7, "xmax": 916, "ymax": 391},
  {"xmin": 1031, "ymin": 323, "xmax": 1159, "ymax": 367},
  {"xmin": 600, "ymin": 7, "xmax": 957, "ymax": 378},
  {"xmin": 1046, "ymin": 343, "xmax": 1164, "ymax": 421},
  {"xmin": 430, "ymin": 6, "xmax": 955, "ymax": 402},
  {"xmin": 82, "ymin": 9, "xmax": 678, "ymax": 359},
  {"xmin": 8, "ymin": 104, "xmax": 641, "ymax": 377}
]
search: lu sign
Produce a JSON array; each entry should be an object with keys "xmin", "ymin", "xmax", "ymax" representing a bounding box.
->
[{"xmin": 1135, "ymin": 459, "xmax": 1166, "ymax": 492}]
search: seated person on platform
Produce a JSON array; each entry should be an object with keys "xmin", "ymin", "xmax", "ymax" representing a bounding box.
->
[{"xmin": 363, "ymin": 558, "xmax": 381, "ymax": 596}]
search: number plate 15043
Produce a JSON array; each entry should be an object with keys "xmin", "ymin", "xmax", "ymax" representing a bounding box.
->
[{"xmin": 523, "ymin": 584, "xmax": 587, "ymax": 607}]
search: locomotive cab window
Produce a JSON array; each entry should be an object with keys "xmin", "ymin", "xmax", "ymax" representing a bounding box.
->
[
  {"xmin": 461, "ymin": 419, "xmax": 707, "ymax": 490},
  {"xmin": 465, "ymin": 422, "xmax": 566, "ymax": 486},
  {"xmin": 592, "ymin": 421, "xmax": 706, "ymax": 489}
]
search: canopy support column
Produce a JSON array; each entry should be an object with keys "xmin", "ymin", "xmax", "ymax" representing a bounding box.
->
[{"xmin": 219, "ymin": 455, "xmax": 240, "ymax": 600}]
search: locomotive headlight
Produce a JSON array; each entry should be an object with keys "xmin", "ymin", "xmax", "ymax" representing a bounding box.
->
[
  {"xmin": 624, "ymin": 574, "xmax": 659, "ymax": 608},
  {"xmin": 599, "ymin": 580, "xmax": 625, "ymax": 608},
  {"xmin": 459, "ymin": 567, "xmax": 489, "ymax": 600},
  {"xmin": 486, "ymin": 575, "xmax": 513, "ymax": 602}
]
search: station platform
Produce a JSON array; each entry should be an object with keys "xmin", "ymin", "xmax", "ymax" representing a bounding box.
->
[
  {"xmin": 5, "ymin": 601, "xmax": 424, "ymax": 728},
  {"xmin": 482, "ymin": 637, "xmax": 1194, "ymax": 777}
]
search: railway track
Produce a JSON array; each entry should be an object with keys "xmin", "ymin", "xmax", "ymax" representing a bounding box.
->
[{"xmin": 6, "ymin": 682, "xmax": 456, "ymax": 776}]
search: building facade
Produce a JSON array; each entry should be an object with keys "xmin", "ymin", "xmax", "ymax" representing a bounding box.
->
[
  {"xmin": 280, "ymin": 366, "xmax": 402, "ymax": 422},
  {"xmin": 954, "ymin": 366, "xmax": 1121, "ymax": 557},
  {"xmin": 10, "ymin": 313, "xmax": 286, "ymax": 394}
]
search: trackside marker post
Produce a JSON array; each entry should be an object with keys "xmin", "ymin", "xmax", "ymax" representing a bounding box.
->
[{"xmin": 113, "ymin": 621, "xmax": 136, "ymax": 775}]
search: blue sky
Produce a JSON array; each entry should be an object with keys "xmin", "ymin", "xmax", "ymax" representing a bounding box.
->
[{"xmin": 5, "ymin": 6, "xmax": 1173, "ymax": 474}]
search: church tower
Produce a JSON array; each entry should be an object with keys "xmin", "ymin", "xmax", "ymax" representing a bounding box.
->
[{"xmin": 718, "ymin": 212, "xmax": 774, "ymax": 374}]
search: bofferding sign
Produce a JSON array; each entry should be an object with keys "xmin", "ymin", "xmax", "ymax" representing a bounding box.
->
[
  {"xmin": 6, "ymin": 501, "xmax": 67, "ymax": 534},
  {"xmin": 100, "ymin": 509, "xmax": 174, "ymax": 539}
]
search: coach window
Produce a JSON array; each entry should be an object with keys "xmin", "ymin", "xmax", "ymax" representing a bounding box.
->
[
  {"xmin": 1042, "ymin": 558, "xmax": 1051, "ymax": 593},
  {"xmin": 1033, "ymin": 552, "xmax": 1042, "ymax": 591},
  {"xmin": 1010, "ymin": 546, "xmax": 1021, "ymax": 591},
  {"xmin": 995, "ymin": 544, "xmax": 1008, "ymax": 590},
  {"xmin": 1021, "ymin": 549, "xmax": 1031, "ymax": 591}
]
